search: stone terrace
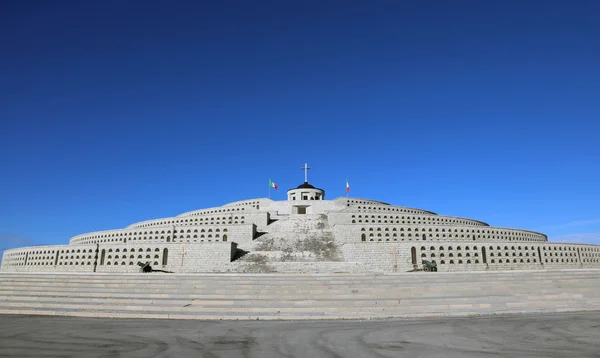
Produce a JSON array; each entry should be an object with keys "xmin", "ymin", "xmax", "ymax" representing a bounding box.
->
[{"xmin": 1, "ymin": 269, "xmax": 599, "ymax": 320}]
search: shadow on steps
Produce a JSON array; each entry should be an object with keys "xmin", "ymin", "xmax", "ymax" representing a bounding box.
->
[
  {"xmin": 254, "ymin": 232, "xmax": 267, "ymax": 239},
  {"xmin": 232, "ymin": 248, "xmax": 250, "ymax": 261}
]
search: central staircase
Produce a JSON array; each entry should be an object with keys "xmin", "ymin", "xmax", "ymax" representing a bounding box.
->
[{"xmin": 234, "ymin": 214, "xmax": 358, "ymax": 273}]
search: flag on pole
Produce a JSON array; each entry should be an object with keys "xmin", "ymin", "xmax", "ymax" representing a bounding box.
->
[
  {"xmin": 269, "ymin": 179, "xmax": 278, "ymax": 190},
  {"xmin": 346, "ymin": 179, "xmax": 350, "ymax": 193}
]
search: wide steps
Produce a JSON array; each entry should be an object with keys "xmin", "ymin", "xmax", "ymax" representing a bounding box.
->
[
  {"xmin": 1, "ymin": 270, "xmax": 600, "ymax": 320},
  {"xmin": 0, "ymin": 293, "xmax": 591, "ymax": 309},
  {"xmin": 2, "ymin": 271, "xmax": 598, "ymax": 281},
  {"xmin": 0, "ymin": 285, "xmax": 595, "ymax": 296},
  {"xmin": 1, "ymin": 302, "xmax": 596, "ymax": 320}
]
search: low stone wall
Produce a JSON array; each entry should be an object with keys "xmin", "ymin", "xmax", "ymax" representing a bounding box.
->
[
  {"xmin": 96, "ymin": 242, "xmax": 237, "ymax": 273},
  {"xmin": 1, "ymin": 242, "xmax": 238, "ymax": 273}
]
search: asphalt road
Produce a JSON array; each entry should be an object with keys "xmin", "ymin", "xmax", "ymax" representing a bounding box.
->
[{"xmin": 1, "ymin": 312, "xmax": 599, "ymax": 358}]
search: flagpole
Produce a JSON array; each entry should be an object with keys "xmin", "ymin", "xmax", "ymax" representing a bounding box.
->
[
  {"xmin": 268, "ymin": 179, "xmax": 271, "ymax": 199},
  {"xmin": 346, "ymin": 177, "xmax": 348, "ymax": 198}
]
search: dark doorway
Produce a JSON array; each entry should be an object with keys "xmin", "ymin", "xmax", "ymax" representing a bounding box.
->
[{"xmin": 162, "ymin": 249, "xmax": 168, "ymax": 266}]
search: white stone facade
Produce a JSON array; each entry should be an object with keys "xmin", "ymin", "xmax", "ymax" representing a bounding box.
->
[{"xmin": 2, "ymin": 182, "xmax": 600, "ymax": 273}]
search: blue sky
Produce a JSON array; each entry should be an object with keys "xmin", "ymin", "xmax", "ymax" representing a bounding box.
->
[{"xmin": 1, "ymin": 1, "xmax": 599, "ymax": 254}]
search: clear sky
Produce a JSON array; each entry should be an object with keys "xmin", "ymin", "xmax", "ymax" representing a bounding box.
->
[{"xmin": 1, "ymin": 1, "xmax": 599, "ymax": 254}]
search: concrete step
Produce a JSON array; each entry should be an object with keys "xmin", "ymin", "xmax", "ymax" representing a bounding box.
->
[
  {"xmin": 2, "ymin": 272, "xmax": 597, "ymax": 281},
  {"xmin": 0, "ymin": 292, "xmax": 589, "ymax": 307},
  {"xmin": 1, "ymin": 283, "xmax": 596, "ymax": 295},
  {"xmin": 1, "ymin": 276, "xmax": 597, "ymax": 287},
  {"xmin": 0, "ymin": 302, "xmax": 589, "ymax": 316},
  {"xmin": 0, "ymin": 293, "xmax": 592, "ymax": 310},
  {"xmin": 0, "ymin": 287, "xmax": 596, "ymax": 297},
  {"xmin": 2, "ymin": 272, "xmax": 598, "ymax": 283},
  {"xmin": 1, "ymin": 286, "xmax": 594, "ymax": 299},
  {"xmin": 2, "ymin": 269, "xmax": 598, "ymax": 277},
  {"xmin": 5, "ymin": 277, "xmax": 595, "ymax": 286},
  {"xmin": 1, "ymin": 300, "xmax": 598, "ymax": 320},
  {"xmin": 4, "ymin": 276, "xmax": 597, "ymax": 286},
  {"xmin": 1, "ymin": 293, "xmax": 595, "ymax": 304}
]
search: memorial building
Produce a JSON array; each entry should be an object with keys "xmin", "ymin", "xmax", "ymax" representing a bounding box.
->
[{"xmin": 2, "ymin": 164, "xmax": 600, "ymax": 274}]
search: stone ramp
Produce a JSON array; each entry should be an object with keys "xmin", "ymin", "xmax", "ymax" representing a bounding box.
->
[{"xmin": 0, "ymin": 270, "xmax": 599, "ymax": 320}]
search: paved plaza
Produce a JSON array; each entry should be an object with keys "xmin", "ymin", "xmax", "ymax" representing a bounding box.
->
[{"xmin": 1, "ymin": 312, "xmax": 599, "ymax": 357}]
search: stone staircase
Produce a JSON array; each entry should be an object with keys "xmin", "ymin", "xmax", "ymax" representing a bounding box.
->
[
  {"xmin": 266, "ymin": 211, "xmax": 288, "ymax": 222},
  {"xmin": 235, "ymin": 214, "xmax": 348, "ymax": 272},
  {"xmin": 253, "ymin": 214, "xmax": 333, "ymax": 244},
  {"xmin": 1, "ymin": 269, "xmax": 599, "ymax": 320}
]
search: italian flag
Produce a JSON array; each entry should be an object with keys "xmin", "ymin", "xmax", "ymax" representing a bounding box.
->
[
  {"xmin": 346, "ymin": 179, "xmax": 350, "ymax": 193},
  {"xmin": 269, "ymin": 179, "xmax": 278, "ymax": 190}
]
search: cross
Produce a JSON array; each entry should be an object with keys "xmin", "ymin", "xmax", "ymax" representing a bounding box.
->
[{"xmin": 300, "ymin": 163, "xmax": 311, "ymax": 183}]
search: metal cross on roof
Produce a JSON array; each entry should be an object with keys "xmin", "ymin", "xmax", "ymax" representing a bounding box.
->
[{"xmin": 300, "ymin": 163, "xmax": 311, "ymax": 183}]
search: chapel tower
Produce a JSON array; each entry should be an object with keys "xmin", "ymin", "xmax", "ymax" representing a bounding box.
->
[{"xmin": 286, "ymin": 163, "xmax": 326, "ymax": 207}]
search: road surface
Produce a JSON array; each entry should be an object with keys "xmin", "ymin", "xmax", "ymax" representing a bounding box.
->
[{"xmin": 1, "ymin": 312, "xmax": 599, "ymax": 357}]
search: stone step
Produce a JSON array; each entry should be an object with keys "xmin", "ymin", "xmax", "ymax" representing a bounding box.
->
[
  {"xmin": 1, "ymin": 288, "xmax": 597, "ymax": 301},
  {"xmin": 2, "ymin": 272, "xmax": 598, "ymax": 283},
  {"xmin": 0, "ymin": 292, "xmax": 588, "ymax": 307},
  {"xmin": 0, "ymin": 280, "xmax": 596, "ymax": 289},
  {"xmin": 1, "ymin": 275, "xmax": 596, "ymax": 285},
  {"xmin": 0, "ymin": 286, "xmax": 591, "ymax": 299},
  {"xmin": 0, "ymin": 307, "xmax": 590, "ymax": 320},
  {"xmin": 0, "ymin": 303, "xmax": 597, "ymax": 320},
  {"xmin": 2, "ymin": 276, "xmax": 596, "ymax": 285},
  {"xmin": 2, "ymin": 272, "xmax": 596, "ymax": 279},
  {"xmin": 0, "ymin": 285, "xmax": 596, "ymax": 295},
  {"xmin": 2, "ymin": 280, "xmax": 595, "ymax": 289},
  {"xmin": 0, "ymin": 295, "xmax": 592, "ymax": 312},
  {"xmin": 1, "ymin": 294, "xmax": 594, "ymax": 303},
  {"xmin": 1, "ymin": 281, "xmax": 595, "ymax": 293},
  {"xmin": 1, "ymin": 282, "xmax": 594, "ymax": 293},
  {"xmin": 4, "ymin": 273, "xmax": 581, "ymax": 279},
  {"xmin": 0, "ymin": 299, "xmax": 597, "ymax": 320},
  {"xmin": 2, "ymin": 269, "xmax": 598, "ymax": 276}
]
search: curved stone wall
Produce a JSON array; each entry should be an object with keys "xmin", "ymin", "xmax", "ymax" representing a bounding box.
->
[
  {"xmin": 69, "ymin": 224, "xmax": 256, "ymax": 245},
  {"xmin": 329, "ymin": 212, "xmax": 488, "ymax": 227},
  {"xmin": 127, "ymin": 208, "xmax": 255, "ymax": 229},
  {"xmin": 179, "ymin": 199, "xmax": 264, "ymax": 217},
  {"xmin": 339, "ymin": 198, "xmax": 436, "ymax": 215},
  {"xmin": 1, "ymin": 244, "xmax": 98, "ymax": 272},
  {"xmin": 348, "ymin": 225, "xmax": 546, "ymax": 242}
]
